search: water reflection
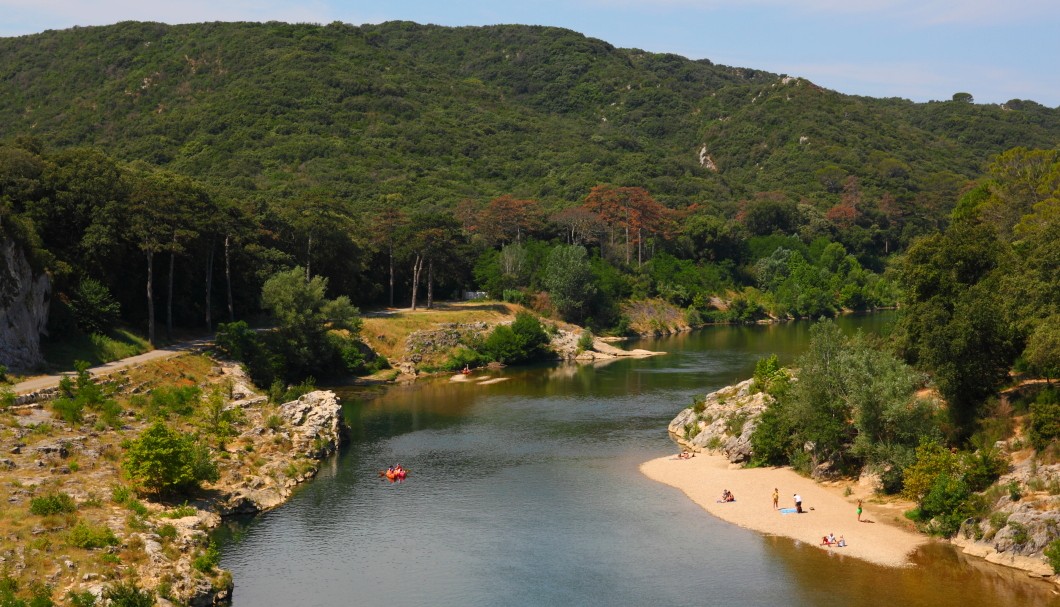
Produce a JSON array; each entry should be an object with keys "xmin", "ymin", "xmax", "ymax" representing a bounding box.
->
[{"xmin": 216, "ymin": 315, "xmax": 1060, "ymax": 607}]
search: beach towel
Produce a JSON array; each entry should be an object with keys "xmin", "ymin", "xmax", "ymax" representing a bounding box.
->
[{"xmin": 779, "ymin": 507, "xmax": 798, "ymax": 514}]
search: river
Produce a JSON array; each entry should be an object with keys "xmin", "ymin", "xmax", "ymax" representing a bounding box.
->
[{"xmin": 215, "ymin": 315, "xmax": 1060, "ymax": 606}]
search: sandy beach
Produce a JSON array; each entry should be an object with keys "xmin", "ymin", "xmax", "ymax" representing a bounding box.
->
[{"xmin": 640, "ymin": 453, "xmax": 929, "ymax": 567}]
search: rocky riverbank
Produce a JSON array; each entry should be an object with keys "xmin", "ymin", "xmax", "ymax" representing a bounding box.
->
[
  {"xmin": 663, "ymin": 378, "xmax": 1060, "ymax": 584},
  {"xmin": 1, "ymin": 356, "xmax": 346, "ymax": 606}
]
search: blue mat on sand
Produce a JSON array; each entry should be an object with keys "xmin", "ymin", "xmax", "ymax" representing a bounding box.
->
[{"xmin": 779, "ymin": 508, "xmax": 798, "ymax": 514}]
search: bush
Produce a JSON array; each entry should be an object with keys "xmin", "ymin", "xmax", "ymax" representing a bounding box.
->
[
  {"xmin": 576, "ymin": 330, "xmax": 594, "ymax": 352},
  {"xmin": 68, "ymin": 520, "xmax": 118, "ymax": 549},
  {"xmin": 144, "ymin": 385, "xmax": 201, "ymax": 419},
  {"xmin": 481, "ymin": 312, "xmax": 551, "ymax": 364},
  {"xmin": 268, "ymin": 377, "xmax": 316, "ymax": 405},
  {"xmin": 1029, "ymin": 388, "xmax": 1060, "ymax": 451},
  {"xmin": 751, "ymin": 354, "xmax": 782, "ymax": 394},
  {"xmin": 122, "ymin": 422, "xmax": 219, "ymax": 496},
  {"xmin": 749, "ymin": 401, "xmax": 793, "ymax": 467},
  {"xmin": 1045, "ymin": 539, "xmax": 1060, "ymax": 574},
  {"xmin": 66, "ymin": 590, "xmax": 97, "ymax": 607},
  {"xmin": 961, "ymin": 447, "xmax": 1009, "ymax": 492},
  {"xmin": 50, "ymin": 361, "xmax": 121, "ymax": 427},
  {"xmin": 29, "ymin": 492, "xmax": 77, "ymax": 516},
  {"xmin": 442, "ymin": 347, "xmax": 486, "ymax": 372},
  {"xmin": 102, "ymin": 582, "xmax": 155, "ymax": 607},
  {"xmin": 192, "ymin": 542, "xmax": 220, "ymax": 573}
]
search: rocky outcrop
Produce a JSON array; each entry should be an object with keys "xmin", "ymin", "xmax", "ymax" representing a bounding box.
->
[
  {"xmin": 216, "ymin": 389, "xmax": 346, "ymax": 516},
  {"xmin": 954, "ymin": 457, "xmax": 1060, "ymax": 580},
  {"xmin": 0, "ymin": 235, "xmax": 50, "ymax": 370},
  {"xmin": 668, "ymin": 378, "xmax": 772, "ymax": 463},
  {"xmin": 550, "ymin": 329, "xmax": 664, "ymax": 361}
]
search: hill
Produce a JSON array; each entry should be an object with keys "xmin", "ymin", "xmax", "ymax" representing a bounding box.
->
[{"xmin": 2, "ymin": 20, "xmax": 1058, "ymax": 213}]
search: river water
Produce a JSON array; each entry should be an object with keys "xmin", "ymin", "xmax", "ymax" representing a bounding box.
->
[{"xmin": 215, "ymin": 315, "xmax": 1060, "ymax": 606}]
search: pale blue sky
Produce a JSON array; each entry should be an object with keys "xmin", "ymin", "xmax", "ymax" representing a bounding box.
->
[{"xmin": 2, "ymin": 1, "xmax": 1058, "ymax": 106}]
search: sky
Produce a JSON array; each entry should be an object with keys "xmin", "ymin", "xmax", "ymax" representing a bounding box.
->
[{"xmin": 2, "ymin": 1, "xmax": 1058, "ymax": 107}]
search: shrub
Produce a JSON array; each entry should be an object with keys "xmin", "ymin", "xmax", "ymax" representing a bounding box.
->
[
  {"xmin": 122, "ymin": 422, "xmax": 219, "ymax": 496},
  {"xmin": 269, "ymin": 377, "xmax": 316, "ymax": 405},
  {"xmin": 749, "ymin": 401, "xmax": 793, "ymax": 467},
  {"xmin": 156, "ymin": 524, "xmax": 178, "ymax": 541},
  {"xmin": 961, "ymin": 448, "xmax": 1009, "ymax": 492},
  {"xmin": 68, "ymin": 521, "xmax": 119, "ymax": 549},
  {"xmin": 726, "ymin": 411, "xmax": 749, "ymax": 436},
  {"xmin": 265, "ymin": 414, "xmax": 284, "ymax": 432},
  {"xmin": 29, "ymin": 492, "xmax": 77, "ymax": 516},
  {"xmin": 144, "ymin": 385, "xmax": 201, "ymax": 419},
  {"xmin": 215, "ymin": 321, "xmax": 282, "ymax": 387},
  {"xmin": 576, "ymin": 330, "xmax": 595, "ymax": 352},
  {"xmin": 1045, "ymin": 539, "xmax": 1060, "ymax": 574},
  {"xmin": 66, "ymin": 590, "xmax": 97, "ymax": 607},
  {"xmin": 751, "ymin": 354, "xmax": 782, "ymax": 394},
  {"xmin": 111, "ymin": 484, "xmax": 131, "ymax": 504},
  {"xmin": 1007, "ymin": 480, "xmax": 1022, "ymax": 502},
  {"xmin": 192, "ymin": 542, "xmax": 220, "ymax": 573},
  {"xmin": 102, "ymin": 581, "xmax": 155, "ymax": 607},
  {"xmin": 1029, "ymin": 388, "xmax": 1060, "ymax": 451},
  {"xmin": 160, "ymin": 502, "xmax": 197, "ymax": 519},
  {"xmin": 692, "ymin": 396, "xmax": 706, "ymax": 414},
  {"xmin": 442, "ymin": 347, "xmax": 486, "ymax": 372},
  {"xmin": 1009, "ymin": 521, "xmax": 1029, "ymax": 545},
  {"xmin": 481, "ymin": 312, "xmax": 551, "ymax": 364}
]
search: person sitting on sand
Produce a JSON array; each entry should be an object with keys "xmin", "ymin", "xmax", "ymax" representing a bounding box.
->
[
  {"xmin": 827, "ymin": 532, "xmax": 837, "ymax": 545},
  {"xmin": 717, "ymin": 489, "xmax": 735, "ymax": 503},
  {"xmin": 837, "ymin": 535, "xmax": 846, "ymax": 547},
  {"xmin": 820, "ymin": 535, "xmax": 832, "ymax": 546}
]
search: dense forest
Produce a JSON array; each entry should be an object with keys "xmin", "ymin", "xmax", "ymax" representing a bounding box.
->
[{"xmin": 0, "ymin": 21, "xmax": 1057, "ymax": 387}]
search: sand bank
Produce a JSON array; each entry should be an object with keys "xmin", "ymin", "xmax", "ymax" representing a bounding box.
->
[{"xmin": 640, "ymin": 453, "xmax": 928, "ymax": 567}]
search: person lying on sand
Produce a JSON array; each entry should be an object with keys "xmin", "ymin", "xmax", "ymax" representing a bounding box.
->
[{"xmin": 677, "ymin": 450, "xmax": 694, "ymax": 459}]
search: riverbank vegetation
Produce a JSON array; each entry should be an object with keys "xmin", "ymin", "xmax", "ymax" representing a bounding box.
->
[{"xmin": 747, "ymin": 148, "xmax": 1060, "ymax": 565}]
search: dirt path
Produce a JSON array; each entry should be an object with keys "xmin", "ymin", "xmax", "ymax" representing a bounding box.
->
[{"xmin": 10, "ymin": 337, "xmax": 213, "ymax": 395}]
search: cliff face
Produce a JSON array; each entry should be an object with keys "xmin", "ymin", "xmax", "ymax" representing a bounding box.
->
[{"xmin": 0, "ymin": 235, "xmax": 50, "ymax": 370}]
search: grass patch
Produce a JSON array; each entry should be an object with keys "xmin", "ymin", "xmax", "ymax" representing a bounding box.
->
[
  {"xmin": 68, "ymin": 520, "xmax": 119, "ymax": 549},
  {"xmin": 42, "ymin": 328, "xmax": 151, "ymax": 370},
  {"xmin": 360, "ymin": 302, "xmax": 521, "ymax": 362}
]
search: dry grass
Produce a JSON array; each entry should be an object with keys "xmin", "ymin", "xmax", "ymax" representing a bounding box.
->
[
  {"xmin": 0, "ymin": 352, "xmax": 234, "ymax": 601},
  {"xmin": 360, "ymin": 301, "xmax": 523, "ymax": 360}
]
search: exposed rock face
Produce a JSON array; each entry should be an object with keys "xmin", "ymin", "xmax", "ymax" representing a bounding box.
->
[
  {"xmin": 668, "ymin": 378, "xmax": 772, "ymax": 463},
  {"xmin": 954, "ymin": 458, "xmax": 1060, "ymax": 579},
  {"xmin": 217, "ymin": 389, "xmax": 346, "ymax": 516},
  {"xmin": 0, "ymin": 235, "xmax": 50, "ymax": 370}
]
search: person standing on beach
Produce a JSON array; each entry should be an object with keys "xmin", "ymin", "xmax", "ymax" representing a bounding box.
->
[
  {"xmin": 772, "ymin": 488, "xmax": 779, "ymax": 510},
  {"xmin": 794, "ymin": 493, "xmax": 802, "ymax": 513},
  {"xmin": 857, "ymin": 499, "xmax": 863, "ymax": 522}
]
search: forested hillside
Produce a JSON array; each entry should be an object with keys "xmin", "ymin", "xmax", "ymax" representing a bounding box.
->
[
  {"xmin": 1, "ymin": 20, "xmax": 1058, "ymax": 368},
  {"xmin": 2, "ymin": 21, "xmax": 1057, "ymax": 214}
]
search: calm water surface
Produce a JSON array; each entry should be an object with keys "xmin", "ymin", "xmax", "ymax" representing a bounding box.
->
[{"xmin": 216, "ymin": 315, "xmax": 1060, "ymax": 606}]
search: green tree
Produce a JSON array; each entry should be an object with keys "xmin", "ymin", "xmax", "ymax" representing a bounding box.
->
[
  {"xmin": 1024, "ymin": 317, "xmax": 1060, "ymax": 381},
  {"xmin": 542, "ymin": 245, "xmax": 597, "ymax": 323},
  {"xmin": 122, "ymin": 422, "xmax": 219, "ymax": 496},
  {"xmin": 70, "ymin": 277, "xmax": 121, "ymax": 335},
  {"xmin": 260, "ymin": 267, "xmax": 361, "ymax": 380}
]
